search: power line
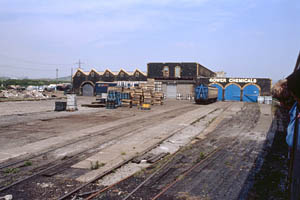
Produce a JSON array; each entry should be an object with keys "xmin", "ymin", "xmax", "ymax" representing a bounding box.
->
[
  {"xmin": 0, "ymin": 53, "xmax": 73, "ymax": 66},
  {"xmin": 0, "ymin": 64, "xmax": 70, "ymax": 72}
]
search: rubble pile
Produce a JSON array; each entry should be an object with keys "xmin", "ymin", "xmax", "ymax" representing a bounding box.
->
[{"xmin": 0, "ymin": 89, "xmax": 50, "ymax": 99}]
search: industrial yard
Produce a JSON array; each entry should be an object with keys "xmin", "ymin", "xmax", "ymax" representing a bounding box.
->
[
  {"xmin": 0, "ymin": 96, "xmax": 286, "ymax": 200},
  {"xmin": 1, "ymin": 0, "xmax": 298, "ymax": 199}
]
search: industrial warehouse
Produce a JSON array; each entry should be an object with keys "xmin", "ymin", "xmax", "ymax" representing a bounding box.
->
[{"xmin": 73, "ymin": 62, "xmax": 271, "ymax": 103}]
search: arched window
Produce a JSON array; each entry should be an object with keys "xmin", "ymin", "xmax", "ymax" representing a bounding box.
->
[
  {"xmin": 175, "ymin": 66, "xmax": 181, "ymax": 78},
  {"xmin": 90, "ymin": 71, "xmax": 95, "ymax": 77},
  {"xmin": 120, "ymin": 72, "xmax": 124, "ymax": 77},
  {"xmin": 163, "ymin": 66, "xmax": 169, "ymax": 77},
  {"xmin": 105, "ymin": 72, "xmax": 110, "ymax": 77},
  {"xmin": 135, "ymin": 71, "xmax": 140, "ymax": 77}
]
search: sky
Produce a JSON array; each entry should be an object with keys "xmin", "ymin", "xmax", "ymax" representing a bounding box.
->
[{"xmin": 0, "ymin": 0, "xmax": 299, "ymax": 80}]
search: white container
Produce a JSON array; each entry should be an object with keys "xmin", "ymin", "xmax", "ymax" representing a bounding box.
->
[
  {"xmin": 264, "ymin": 96, "xmax": 272, "ymax": 104},
  {"xmin": 66, "ymin": 94, "xmax": 78, "ymax": 111},
  {"xmin": 176, "ymin": 93, "xmax": 183, "ymax": 100},
  {"xmin": 101, "ymin": 93, "xmax": 108, "ymax": 99},
  {"xmin": 257, "ymin": 96, "xmax": 264, "ymax": 104}
]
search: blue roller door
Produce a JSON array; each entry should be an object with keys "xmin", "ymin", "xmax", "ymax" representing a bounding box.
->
[
  {"xmin": 225, "ymin": 84, "xmax": 241, "ymax": 101},
  {"xmin": 243, "ymin": 85, "xmax": 259, "ymax": 102},
  {"xmin": 210, "ymin": 84, "xmax": 223, "ymax": 101}
]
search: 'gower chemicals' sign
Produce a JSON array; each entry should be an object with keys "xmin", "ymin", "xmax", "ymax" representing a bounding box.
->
[{"xmin": 209, "ymin": 78, "xmax": 257, "ymax": 83}]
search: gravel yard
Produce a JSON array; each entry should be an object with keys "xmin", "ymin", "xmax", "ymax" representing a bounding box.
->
[{"xmin": 0, "ymin": 98, "xmax": 279, "ymax": 200}]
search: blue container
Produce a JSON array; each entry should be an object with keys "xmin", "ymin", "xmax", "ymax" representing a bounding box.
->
[{"xmin": 95, "ymin": 82, "xmax": 117, "ymax": 95}]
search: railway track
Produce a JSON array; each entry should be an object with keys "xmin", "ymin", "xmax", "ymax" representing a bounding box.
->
[
  {"xmin": 0, "ymin": 104, "xmax": 198, "ymax": 196},
  {"xmin": 78, "ymin": 103, "xmax": 260, "ymax": 200},
  {"xmin": 81, "ymin": 130, "xmax": 232, "ymax": 200},
  {"xmin": 55, "ymin": 103, "xmax": 234, "ymax": 200},
  {"xmin": 0, "ymin": 105, "xmax": 194, "ymax": 170}
]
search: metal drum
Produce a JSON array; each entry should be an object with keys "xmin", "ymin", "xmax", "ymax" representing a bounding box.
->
[
  {"xmin": 264, "ymin": 96, "xmax": 272, "ymax": 104},
  {"xmin": 55, "ymin": 101, "xmax": 66, "ymax": 111},
  {"xmin": 66, "ymin": 94, "xmax": 78, "ymax": 111},
  {"xmin": 257, "ymin": 96, "xmax": 264, "ymax": 104}
]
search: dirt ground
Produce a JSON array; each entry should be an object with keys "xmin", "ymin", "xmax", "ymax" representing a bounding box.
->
[
  {"xmin": 245, "ymin": 106, "xmax": 289, "ymax": 200},
  {"xmin": 0, "ymin": 98, "xmax": 284, "ymax": 200}
]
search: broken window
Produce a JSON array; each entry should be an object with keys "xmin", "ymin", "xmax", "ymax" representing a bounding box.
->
[
  {"xmin": 90, "ymin": 71, "xmax": 95, "ymax": 77},
  {"xmin": 175, "ymin": 66, "xmax": 181, "ymax": 78},
  {"xmin": 163, "ymin": 66, "xmax": 169, "ymax": 78}
]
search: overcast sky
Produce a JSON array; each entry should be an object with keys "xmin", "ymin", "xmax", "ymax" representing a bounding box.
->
[{"xmin": 0, "ymin": 0, "xmax": 299, "ymax": 80}]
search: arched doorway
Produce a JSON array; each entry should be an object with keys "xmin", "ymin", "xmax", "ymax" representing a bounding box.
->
[
  {"xmin": 210, "ymin": 83, "xmax": 223, "ymax": 101},
  {"xmin": 243, "ymin": 84, "xmax": 260, "ymax": 102},
  {"xmin": 225, "ymin": 84, "xmax": 241, "ymax": 101},
  {"xmin": 82, "ymin": 83, "xmax": 94, "ymax": 96}
]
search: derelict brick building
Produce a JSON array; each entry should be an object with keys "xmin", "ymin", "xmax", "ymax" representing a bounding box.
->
[
  {"xmin": 72, "ymin": 62, "xmax": 271, "ymax": 102},
  {"xmin": 147, "ymin": 62, "xmax": 216, "ymax": 80},
  {"xmin": 147, "ymin": 62, "xmax": 216, "ymax": 98},
  {"xmin": 72, "ymin": 68, "xmax": 147, "ymax": 96}
]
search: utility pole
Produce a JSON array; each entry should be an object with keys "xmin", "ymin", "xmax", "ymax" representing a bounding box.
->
[
  {"xmin": 75, "ymin": 59, "xmax": 84, "ymax": 69},
  {"xmin": 56, "ymin": 68, "xmax": 58, "ymax": 82},
  {"xmin": 71, "ymin": 67, "xmax": 73, "ymax": 82}
]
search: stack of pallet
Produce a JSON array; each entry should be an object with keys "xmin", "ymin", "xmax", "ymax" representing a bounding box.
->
[
  {"xmin": 143, "ymin": 89, "xmax": 153, "ymax": 105},
  {"xmin": 153, "ymin": 92, "xmax": 164, "ymax": 105},
  {"xmin": 132, "ymin": 87, "xmax": 143, "ymax": 106},
  {"xmin": 154, "ymin": 81, "xmax": 162, "ymax": 92},
  {"xmin": 121, "ymin": 92, "xmax": 132, "ymax": 107}
]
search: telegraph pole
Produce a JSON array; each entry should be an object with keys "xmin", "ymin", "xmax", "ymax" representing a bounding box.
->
[
  {"xmin": 75, "ymin": 59, "xmax": 84, "ymax": 69},
  {"xmin": 71, "ymin": 67, "xmax": 73, "ymax": 82},
  {"xmin": 56, "ymin": 68, "xmax": 58, "ymax": 82}
]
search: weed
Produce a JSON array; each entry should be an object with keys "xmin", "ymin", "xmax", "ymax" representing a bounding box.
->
[
  {"xmin": 191, "ymin": 116, "xmax": 206, "ymax": 125},
  {"xmin": 195, "ymin": 152, "xmax": 205, "ymax": 163},
  {"xmin": 177, "ymin": 174, "xmax": 185, "ymax": 181},
  {"xmin": 4, "ymin": 168, "xmax": 20, "ymax": 174},
  {"xmin": 90, "ymin": 161, "xmax": 105, "ymax": 170},
  {"xmin": 199, "ymin": 152, "xmax": 205, "ymax": 159},
  {"xmin": 121, "ymin": 152, "xmax": 126, "ymax": 156},
  {"xmin": 24, "ymin": 161, "xmax": 32, "ymax": 167},
  {"xmin": 208, "ymin": 117, "xmax": 217, "ymax": 125},
  {"xmin": 225, "ymin": 161, "xmax": 232, "ymax": 166},
  {"xmin": 133, "ymin": 147, "xmax": 136, "ymax": 149}
]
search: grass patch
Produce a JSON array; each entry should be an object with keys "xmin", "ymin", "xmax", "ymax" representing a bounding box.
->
[
  {"xmin": 4, "ymin": 168, "xmax": 20, "ymax": 174},
  {"xmin": 121, "ymin": 152, "xmax": 126, "ymax": 156},
  {"xmin": 24, "ymin": 161, "xmax": 32, "ymax": 167}
]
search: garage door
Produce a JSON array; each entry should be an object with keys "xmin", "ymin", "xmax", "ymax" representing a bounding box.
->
[
  {"xmin": 210, "ymin": 84, "xmax": 223, "ymax": 101},
  {"xmin": 225, "ymin": 84, "xmax": 241, "ymax": 101},
  {"xmin": 166, "ymin": 84, "xmax": 177, "ymax": 98},
  {"xmin": 243, "ymin": 85, "xmax": 259, "ymax": 102},
  {"xmin": 82, "ymin": 84, "xmax": 94, "ymax": 96}
]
